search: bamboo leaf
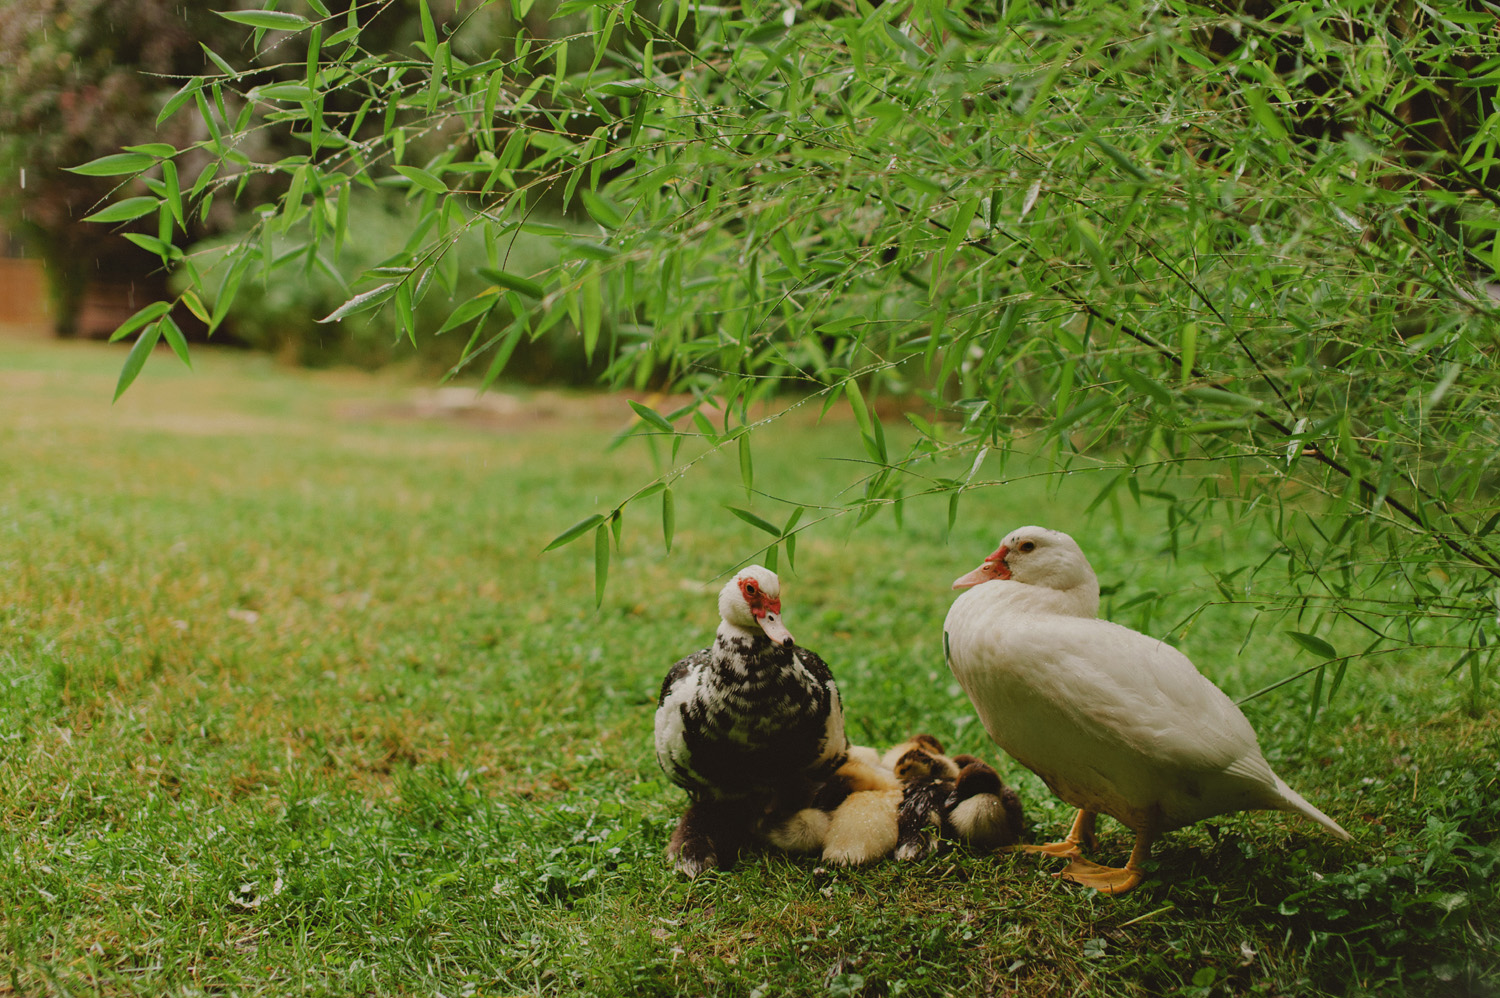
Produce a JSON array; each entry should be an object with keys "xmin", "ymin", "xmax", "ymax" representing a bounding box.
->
[
  {"xmin": 201, "ymin": 44, "xmax": 237, "ymax": 77},
  {"xmin": 1091, "ymin": 136, "xmax": 1154, "ymax": 181},
  {"xmin": 580, "ymin": 269, "xmax": 602, "ymax": 362},
  {"xmin": 210, "ymin": 258, "xmax": 248, "ymax": 334},
  {"xmin": 306, "ymin": 24, "xmax": 323, "ymax": 88},
  {"xmin": 157, "ymin": 79, "xmax": 202, "ymax": 126},
  {"xmin": 662, "ymin": 488, "xmax": 675, "ymax": 552},
  {"xmin": 594, "ymin": 523, "xmax": 610, "ymax": 607},
  {"xmin": 738, "ymin": 434, "xmax": 753, "ymax": 500},
  {"xmin": 217, "ymin": 9, "xmax": 309, "ymax": 30},
  {"xmin": 254, "ymin": 83, "xmax": 318, "ymax": 102},
  {"xmin": 783, "ymin": 506, "xmax": 804, "ymax": 570},
  {"xmin": 846, "ymin": 379, "xmax": 874, "ymax": 439},
  {"xmin": 628, "ymin": 399, "xmax": 675, "ymax": 434},
  {"xmin": 1180, "ymin": 322, "xmax": 1198, "ymax": 382},
  {"xmin": 476, "ymin": 267, "xmax": 544, "ymax": 299},
  {"xmin": 727, "ymin": 505, "xmax": 781, "ymax": 536},
  {"xmin": 1116, "ymin": 365, "xmax": 1174, "ymax": 408},
  {"xmin": 480, "ymin": 324, "xmax": 525, "ymax": 387},
  {"xmin": 66, "ymin": 153, "xmax": 156, "ymax": 176},
  {"xmin": 545, "ymin": 513, "xmax": 606, "ymax": 552},
  {"xmin": 319, "ymin": 282, "xmax": 399, "ymax": 323},
  {"xmin": 395, "ymin": 165, "xmax": 446, "ymax": 194},
  {"xmin": 419, "ymin": 0, "xmax": 438, "ymax": 50},
  {"xmin": 123, "ymin": 233, "xmax": 173, "ymax": 260},
  {"xmin": 435, "ymin": 289, "xmax": 498, "ymax": 336},
  {"xmin": 325, "ymin": 22, "xmax": 360, "ymax": 47},
  {"xmin": 1183, "ymin": 387, "xmax": 1262, "ymax": 409},
  {"xmin": 114, "ymin": 323, "xmax": 163, "ymax": 401},
  {"xmin": 1303, "ymin": 661, "xmax": 1326, "ymax": 745},
  {"xmin": 159, "ymin": 316, "xmax": 192, "ymax": 369},
  {"xmin": 162, "ymin": 159, "xmax": 183, "ymax": 229},
  {"xmin": 180, "ymin": 289, "xmax": 210, "ymax": 325},
  {"xmin": 83, "ymin": 197, "xmax": 159, "ymax": 224},
  {"xmin": 580, "ymin": 189, "xmax": 625, "ymax": 229},
  {"xmin": 1085, "ymin": 472, "xmax": 1126, "ymax": 514},
  {"xmin": 108, "ymin": 301, "xmax": 173, "ymax": 343},
  {"xmin": 1286, "ymin": 630, "xmax": 1338, "ymax": 660}
]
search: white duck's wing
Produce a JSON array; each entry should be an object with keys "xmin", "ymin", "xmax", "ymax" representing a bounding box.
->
[
  {"xmin": 946, "ymin": 608, "xmax": 1282, "ymax": 828},
  {"xmin": 1051, "ymin": 620, "xmax": 1262, "ymax": 767}
]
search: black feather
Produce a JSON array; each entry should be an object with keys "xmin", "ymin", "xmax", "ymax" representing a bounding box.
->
[{"xmin": 657, "ymin": 634, "xmax": 846, "ymax": 806}]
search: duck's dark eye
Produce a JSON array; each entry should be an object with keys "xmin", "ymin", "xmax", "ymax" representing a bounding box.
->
[
  {"xmin": 1019, "ymin": 541, "xmax": 1035, "ymax": 553},
  {"xmin": 745, "ymin": 582, "xmax": 758, "ymax": 594}
]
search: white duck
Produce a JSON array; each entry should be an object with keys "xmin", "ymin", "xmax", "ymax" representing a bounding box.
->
[
  {"xmin": 655, "ymin": 566, "xmax": 848, "ymax": 876},
  {"xmin": 943, "ymin": 526, "xmax": 1350, "ymax": 893}
]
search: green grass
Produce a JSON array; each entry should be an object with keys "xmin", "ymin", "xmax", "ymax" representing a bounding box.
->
[{"xmin": 1, "ymin": 334, "xmax": 1496, "ymax": 997}]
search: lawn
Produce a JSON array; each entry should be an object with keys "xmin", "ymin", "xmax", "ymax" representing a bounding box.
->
[{"xmin": 1, "ymin": 333, "xmax": 1495, "ymax": 997}]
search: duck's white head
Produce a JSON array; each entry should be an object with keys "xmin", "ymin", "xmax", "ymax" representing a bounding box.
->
[
  {"xmin": 719, "ymin": 565, "xmax": 794, "ymax": 646},
  {"xmin": 952, "ymin": 526, "xmax": 1097, "ymax": 595}
]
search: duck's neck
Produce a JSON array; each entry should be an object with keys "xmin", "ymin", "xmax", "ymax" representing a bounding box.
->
[
  {"xmin": 1056, "ymin": 579, "xmax": 1101, "ymax": 617},
  {"xmin": 712, "ymin": 619, "xmax": 777, "ymax": 676},
  {"xmin": 716, "ymin": 618, "xmax": 763, "ymax": 644}
]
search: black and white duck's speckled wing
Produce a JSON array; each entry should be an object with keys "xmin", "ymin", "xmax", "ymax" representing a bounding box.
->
[{"xmin": 655, "ymin": 632, "xmax": 846, "ymax": 802}]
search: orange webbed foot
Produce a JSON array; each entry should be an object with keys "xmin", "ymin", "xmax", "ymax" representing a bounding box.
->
[
  {"xmin": 1055, "ymin": 856, "xmax": 1144, "ymax": 894},
  {"xmin": 1011, "ymin": 808, "xmax": 1097, "ymax": 860},
  {"xmin": 1016, "ymin": 839, "xmax": 1086, "ymax": 860}
]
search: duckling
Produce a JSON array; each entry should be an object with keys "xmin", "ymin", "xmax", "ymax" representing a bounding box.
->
[
  {"xmin": 763, "ymin": 747, "xmax": 898, "ymax": 855},
  {"xmin": 892, "ymin": 744, "xmax": 960, "ymax": 861},
  {"xmin": 890, "ymin": 740, "xmax": 1028, "ymax": 859},
  {"xmin": 880, "ymin": 733, "xmax": 950, "ymax": 772},
  {"xmin": 769, "ymin": 740, "xmax": 927, "ymax": 865},
  {"xmin": 946, "ymin": 756, "xmax": 1025, "ymax": 850},
  {"xmin": 820, "ymin": 786, "xmax": 905, "ymax": 864},
  {"xmin": 765, "ymin": 735, "xmax": 1024, "ymax": 866}
]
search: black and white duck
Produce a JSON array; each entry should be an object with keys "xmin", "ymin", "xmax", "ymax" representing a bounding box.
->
[{"xmin": 654, "ymin": 565, "xmax": 848, "ymax": 876}]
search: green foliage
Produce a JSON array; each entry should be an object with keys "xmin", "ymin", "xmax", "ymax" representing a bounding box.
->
[
  {"xmin": 86, "ymin": 0, "xmax": 1500, "ymax": 703},
  {"xmin": 177, "ymin": 191, "xmax": 611, "ymax": 374}
]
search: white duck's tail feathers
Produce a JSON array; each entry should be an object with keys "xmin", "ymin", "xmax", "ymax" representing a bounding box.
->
[{"xmin": 1273, "ymin": 777, "xmax": 1352, "ymax": 841}]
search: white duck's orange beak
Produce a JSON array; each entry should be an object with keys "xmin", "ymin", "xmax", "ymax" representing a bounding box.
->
[
  {"xmin": 756, "ymin": 607, "xmax": 795, "ymax": 647},
  {"xmin": 952, "ymin": 546, "xmax": 1012, "ymax": 589}
]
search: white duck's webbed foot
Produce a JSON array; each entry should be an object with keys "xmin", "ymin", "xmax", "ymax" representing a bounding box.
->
[
  {"xmin": 1013, "ymin": 808, "xmax": 1097, "ymax": 859},
  {"xmin": 1055, "ymin": 857, "xmax": 1143, "ymax": 894},
  {"xmin": 1018, "ymin": 840, "xmax": 1086, "ymax": 860},
  {"xmin": 1053, "ymin": 826, "xmax": 1154, "ymax": 896}
]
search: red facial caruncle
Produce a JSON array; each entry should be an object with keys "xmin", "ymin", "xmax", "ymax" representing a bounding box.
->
[{"xmin": 738, "ymin": 576, "xmax": 782, "ymax": 620}]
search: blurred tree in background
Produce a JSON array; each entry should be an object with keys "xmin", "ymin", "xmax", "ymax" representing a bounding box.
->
[
  {"xmin": 0, "ymin": 0, "xmax": 234, "ymax": 336},
  {"xmin": 47, "ymin": 0, "xmax": 1500, "ymax": 708},
  {"xmin": 0, "ymin": 0, "xmax": 612, "ymax": 371}
]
